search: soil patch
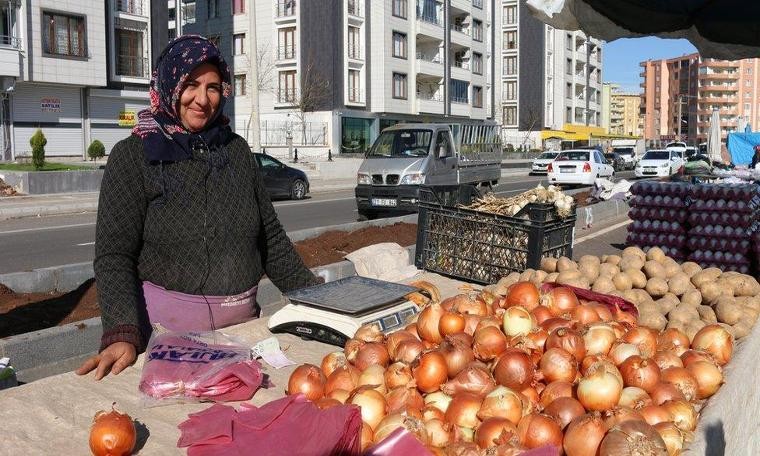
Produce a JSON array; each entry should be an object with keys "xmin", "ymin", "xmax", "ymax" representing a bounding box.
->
[
  {"xmin": 0, "ymin": 178, "xmax": 18, "ymax": 196},
  {"xmin": 0, "ymin": 222, "xmax": 418, "ymax": 338}
]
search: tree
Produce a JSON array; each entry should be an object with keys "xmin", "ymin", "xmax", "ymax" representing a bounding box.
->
[
  {"xmin": 289, "ymin": 60, "xmax": 331, "ymax": 143},
  {"xmin": 87, "ymin": 139, "xmax": 105, "ymax": 161},
  {"xmin": 519, "ymin": 107, "xmax": 543, "ymax": 150},
  {"xmin": 30, "ymin": 129, "xmax": 46, "ymax": 170},
  {"xmin": 244, "ymin": 41, "xmax": 277, "ymax": 149}
]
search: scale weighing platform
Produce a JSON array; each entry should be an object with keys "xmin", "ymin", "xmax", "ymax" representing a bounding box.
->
[{"xmin": 268, "ymin": 276, "xmax": 421, "ymax": 347}]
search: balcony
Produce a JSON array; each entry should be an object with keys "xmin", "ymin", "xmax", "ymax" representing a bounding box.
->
[
  {"xmin": 116, "ymin": 0, "xmax": 146, "ymax": 17},
  {"xmin": 702, "ymin": 59, "xmax": 739, "ymax": 68},
  {"xmin": 451, "ymin": 61, "xmax": 470, "ymax": 80},
  {"xmin": 0, "ymin": 34, "xmax": 22, "ymax": 78},
  {"xmin": 416, "ymin": 53, "xmax": 443, "ymax": 77},
  {"xmin": 275, "ymin": 0, "xmax": 297, "ymax": 20},
  {"xmin": 699, "ymin": 84, "xmax": 738, "ymax": 92},
  {"xmin": 451, "ymin": 23, "xmax": 470, "ymax": 36},
  {"xmin": 700, "ymin": 96, "xmax": 736, "ymax": 104},
  {"xmin": 276, "ymin": 45, "xmax": 296, "ymax": 61},
  {"xmin": 347, "ymin": 87, "xmax": 364, "ymax": 104},
  {"xmin": 347, "ymin": 0, "xmax": 364, "ymax": 18},
  {"xmin": 416, "ymin": 90, "xmax": 444, "ymax": 114},
  {"xmin": 116, "ymin": 55, "xmax": 149, "ymax": 78},
  {"xmin": 699, "ymin": 72, "xmax": 739, "ymax": 80},
  {"xmin": 348, "ymin": 43, "xmax": 363, "ymax": 61}
]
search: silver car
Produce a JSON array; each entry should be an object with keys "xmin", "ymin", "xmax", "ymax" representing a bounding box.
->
[{"xmin": 530, "ymin": 151, "xmax": 559, "ymax": 175}]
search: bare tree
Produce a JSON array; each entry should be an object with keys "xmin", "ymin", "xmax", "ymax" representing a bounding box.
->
[
  {"xmin": 288, "ymin": 60, "xmax": 331, "ymax": 143},
  {"xmin": 254, "ymin": 42, "xmax": 276, "ymax": 93},
  {"xmin": 519, "ymin": 107, "xmax": 542, "ymax": 151},
  {"xmin": 245, "ymin": 41, "xmax": 277, "ymax": 148}
]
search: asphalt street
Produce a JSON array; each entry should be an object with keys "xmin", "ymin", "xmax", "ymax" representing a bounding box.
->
[{"xmin": 0, "ymin": 171, "xmax": 635, "ymax": 273}]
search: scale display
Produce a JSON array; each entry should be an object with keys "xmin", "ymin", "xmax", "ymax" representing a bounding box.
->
[{"xmin": 285, "ymin": 276, "xmax": 418, "ymax": 316}]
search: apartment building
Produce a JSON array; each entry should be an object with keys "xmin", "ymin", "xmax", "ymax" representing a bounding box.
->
[
  {"xmin": 499, "ymin": 0, "xmax": 603, "ymax": 147},
  {"xmin": 601, "ymin": 83, "xmax": 642, "ymax": 136},
  {"xmin": 0, "ymin": 1, "xmax": 167, "ymax": 161},
  {"xmin": 185, "ymin": 0, "xmax": 497, "ymax": 158},
  {"xmin": 640, "ymin": 53, "xmax": 760, "ymax": 144}
]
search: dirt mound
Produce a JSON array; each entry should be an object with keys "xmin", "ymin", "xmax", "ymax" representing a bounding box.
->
[{"xmin": 0, "ymin": 178, "xmax": 18, "ymax": 196}]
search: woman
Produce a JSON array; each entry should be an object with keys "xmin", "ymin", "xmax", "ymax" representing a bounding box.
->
[
  {"xmin": 751, "ymin": 145, "xmax": 760, "ymax": 170},
  {"xmin": 77, "ymin": 35, "xmax": 319, "ymax": 380}
]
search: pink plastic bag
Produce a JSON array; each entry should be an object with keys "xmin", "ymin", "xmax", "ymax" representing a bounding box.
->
[
  {"xmin": 138, "ymin": 331, "xmax": 263, "ymax": 406},
  {"xmin": 363, "ymin": 428, "xmax": 433, "ymax": 456}
]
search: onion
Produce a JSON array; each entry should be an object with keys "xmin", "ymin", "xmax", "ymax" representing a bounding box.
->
[
  {"xmin": 532, "ymin": 306, "xmax": 554, "ymax": 325},
  {"xmin": 589, "ymin": 303, "xmax": 614, "ymax": 322},
  {"xmin": 505, "ymin": 282, "xmax": 540, "ymax": 310},
  {"xmin": 602, "ymin": 406, "xmax": 645, "ymax": 428},
  {"xmin": 680, "ymin": 349, "xmax": 714, "ymax": 367},
  {"xmin": 649, "ymin": 382, "xmax": 686, "ymax": 406},
  {"xmin": 349, "ymin": 386, "xmax": 387, "ymax": 430},
  {"xmin": 619, "ymin": 356, "xmax": 661, "ymax": 393},
  {"xmin": 685, "ymin": 359, "xmax": 723, "ymax": 399},
  {"xmin": 476, "ymin": 417, "xmax": 518, "ymax": 449},
  {"xmin": 422, "ymin": 405, "xmax": 446, "ymax": 422},
  {"xmin": 442, "ymin": 363, "xmax": 497, "ymax": 397},
  {"xmin": 543, "ymin": 397, "xmax": 585, "ymax": 429},
  {"xmin": 539, "ymin": 381, "xmax": 574, "ymax": 409},
  {"xmin": 618, "ymin": 387, "xmax": 652, "ymax": 409},
  {"xmin": 654, "ymin": 421, "xmax": 688, "ymax": 456},
  {"xmin": 354, "ymin": 343, "xmax": 390, "ymax": 371},
  {"xmin": 360, "ymin": 423, "xmax": 374, "ymax": 452},
  {"xmin": 386, "ymin": 331, "xmax": 417, "ymax": 360},
  {"xmin": 563, "ymin": 412, "xmax": 608, "ymax": 456},
  {"xmin": 440, "ymin": 336, "xmax": 476, "ymax": 377},
  {"xmin": 583, "ymin": 323, "xmax": 617, "ymax": 356},
  {"xmin": 463, "ymin": 314, "xmax": 482, "ymax": 336},
  {"xmin": 386, "ymin": 386, "xmax": 424, "ymax": 415},
  {"xmin": 320, "ymin": 352, "xmax": 347, "ymax": 378},
  {"xmin": 492, "ymin": 349, "xmax": 535, "ymax": 391},
  {"xmin": 477, "ymin": 386, "xmax": 525, "ymax": 425},
  {"xmin": 425, "ymin": 391, "xmax": 453, "ymax": 413},
  {"xmin": 355, "ymin": 323, "xmax": 385, "ymax": 343},
  {"xmin": 580, "ymin": 354, "xmax": 613, "ymax": 375},
  {"xmin": 599, "ymin": 420, "xmax": 667, "ymax": 456},
  {"xmin": 418, "ymin": 303, "xmax": 445, "ymax": 344},
  {"xmin": 473, "ymin": 326, "xmax": 508, "ymax": 361},
  {"xmin": 457, "ymin": 295, "xmax": 490, "ymax": 316},
  {"xmin": 385, "ymin": 362, "xmax": 413, "ymax": 389},
  {"xmin": 413, "ymin": 351, "xmax": 449, "ymax": 393},
  {"xmin": 639, "ymin": 405, "xmax": 672, "ymax": 426},
  {"xmin": 657, "ymin": 328, "xmax": 690, "ymax": 356},
  {"xmin": 327, "ymin": 388, "xmax": 350, "ymax": 403},
  {"xmin": 439, "ymin": 311, "xmax": 466, "ymax": 336},
  {"xmin": 662, "ymin": 400, "xmax": 697, "ymax": 432},
  {"xmin": 358, "ymin": 364, "xmax": 387, "ymax": 394},
  {"xmin": 476, "ymin": 316, "xmax": 501, "ymax": 331},
  {"xmin": 546, "ymin": 328, "xmax": 586, "ymax": 361},
  {"xmin": 540, "ymin": 287, "xmax": 579, "ymax": 316},
  {"xmin": 502, "ymin": 306, "xmax": 536, "ymax": 337},
  {"xmin": 571, "ymin": 304, "xmax": 601, "ymax": 325},
  {"xmin": 394, "ymin": 339, "xmax": 425, "ymax": 364},
  {"xmin": 526, "ymin": 328, "xmax": 549, "ymax": 351},
  {"xmin": 373, "ymin": 413, "xmax": 428, "ymax": 445},
  {"xmin": 540, "ymin": 317, "xmax": 573, "ymax": 334},
  {"xmin": 315, "ymin": 397, "xmax": 342, "ymax": 410},
  {"xmin": 516, "ymin": 413, "xmax": 563, "ymax": 450},
  {"xmin": 622, "ymin": 327, "xmax": 658, "ymax": 358},
  {"xmin": 609, "ymin": 343, "xmax": 641, "ymax": 367},
  {"xmin": 577, "ymin": 363, "xmax": 623, "ymax": 411},
  {"xmin": 89, "ymin": 404, "xmax": 136, "ymax": 456},
  {"xmin": 425, "ymin": 419, "xmax": 454, "ymax": 448},
  {"xmin": 540, "ymin": 348, "xmax": 578, "ymax": 384},
  {"xmin": 691, "ymin": 324, "xmax": 733, "ymax": 366},
  {"xmin": 653, "ymin": 351, "xmax": 683, "ymax": 371},
  {"xmin": 287, "ymin": 364, "xmax": 326, "ymax": 401},
  {"xmin": 445, "ymin": 392, "xmax": 483, "ymax": 429},
  {"xmin": 344, "ymin": 338, "xmax": 365, "ymax": 362},
  {"xmin": 660, "ymin": 367, "xmax": 698, "ymax": 402},
  {"xmin": 608, "ymin": 321, "xmax": 629, "ymax": 339},
  {"xmin": 448, "ymin": 331, "xmax": 474, "ymax": 347},
  {"xmin": 324, "ymin": 364, "xmax": 360, "ymax": 395}
]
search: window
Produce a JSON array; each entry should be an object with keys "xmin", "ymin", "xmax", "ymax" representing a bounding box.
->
[
  {"xmin": 503, "ymin": 56, "xmax": 516, "ymax": 75},
  {"xmin": 450, "ymin": 79, "xmax": 468, "ymax": 104},
  {"xmin": 279, "ymin": 70, "xmax": 297, "ymax": 102},
  {"xmin": 278, "ymin": 27, "xmax": 295, "ymax": 59},
  {"xmin": 392, "ymin": 0, "xmax": 407, "ymax": 18},
  {"xmin": 746, "ymin": 79, "xmax": 752, "ymax": 87},
  {"xmin": 393, "ymin": 72, "xmax": 408, "ymax": 99},
  {"xmin": 473, "ymin": 86, "xmax": 483, "ymax": 108},
  {"xmin": 115, "ymin": 28, "xmax": 146, "ymax": 77},
  {"xmin": 392, "ymin": 31, "xmax": 407, "ymax": 59},
  {"xmin": 472, "ymin": 52, "xmax": 483, "ymax": 75},
  {"xmin": 348, "ymin": 26, "xmax": 362, "ymax": 59},
  {"xmin": 42, "ymin": 11, "xmax": 86, "ymax": 57},
  {"xmin": 565, "ymin": 82, "xmax": 572, "ymax": 99},
  {"xmin": 349, "ymin": 69, "xmax": 361, "ymax": 102},
  {"xmin": 182, "ymin": 1, "xmax": 196, "ymax": 24},
  {"xmin": 503, "ymin": 5, "xmax": 516, "ymax": 25},
  {"xmin": 504, "ymin": 106, "xmax": 517, "ymax": 125},
  {"xmin": 503, "ymin": 30, "xmax": 516, "ymax": 50},
  {"xmin": 744, "ymin": 102, "xmax": 751, "ymax": 112},
  {"xmin": 168, "ymin": 7, "xmax": 176, "ymax": 21},
  {"xmin": 566, "ymin": 107, "xmax": 572, "ymax": 123},
  {"xmin": 472, "ymin": 20, "xmax": 483, "ymax": 42},
  {"xmin": 233, "ymin": 33, "xmax": 245, "ymax": 55},
  {"xmin": 234, "ymin": 74, "xmax": 246, "ymax": 96},
  {"xmin": 233, "ymin": 0, "xmax": 245, "ymax": 14},
  {"xmin": 168, "ymin": 28, "xmax": 176, "ymax": 40},
  {"xmin": 208, "ymin": 35, "xmax": 221, "ymax": 48},
  {"xmin": 503, "ymin": 80, "xmax": 516, "ymax": 101},
  {"xmin": 472, "ymin": 0, "xmax": 483, "ymax": 9},
  {"xmin": 747, "ymin": 68, "xmax": 753, "ymax": 75},
  {"xmin": 435, "ymin": 131, "xmax": 453, "ymax": 157},
  {"xmin": 565, "ymin": 58, "xmax": 572, "ymax": 75},
  {"xmin": 207, "ymin": 0, "xmax": 219, "ymax": 18}
]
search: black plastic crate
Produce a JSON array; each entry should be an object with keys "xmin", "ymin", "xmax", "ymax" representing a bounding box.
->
[{"xmin": 415, "ymin": 185, "xmax": 576, "ymax": 285}]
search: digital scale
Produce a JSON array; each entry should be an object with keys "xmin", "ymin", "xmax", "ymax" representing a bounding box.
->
[{"xmin": 268, "ymin": 276, "xmax": 421, "ymax": 347}]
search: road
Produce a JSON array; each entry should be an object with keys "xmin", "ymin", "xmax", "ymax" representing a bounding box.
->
[{"xmin": 0, "ymin": 171, "xmax": 635, "ymax": 273}]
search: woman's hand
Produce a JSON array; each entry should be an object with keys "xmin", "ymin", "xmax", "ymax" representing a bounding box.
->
[{"xmin": 76, "ymin": 342, "xmax": 137, "ymax": 380}]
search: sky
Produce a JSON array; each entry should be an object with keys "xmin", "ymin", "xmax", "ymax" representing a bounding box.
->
[{"xmin": 603, "ymin": 37, "xmax": 698, "ymax": 94}]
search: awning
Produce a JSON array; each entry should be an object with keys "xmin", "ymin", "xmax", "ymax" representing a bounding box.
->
[
  {"xmin": 526, "ymin": 0, "xmax": 760, "ymax": 60},
  {"xmin": 540, "ymin": 124, "xmax": 607, "ymax": 141}
]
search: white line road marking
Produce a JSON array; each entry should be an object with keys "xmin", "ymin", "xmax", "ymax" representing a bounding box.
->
[
  {"xmin": 76, "ymin": 242, "xmax": 95, "ymax": 246},
  {"xmin": 574, "ymin": 219, "xmax": 632, "ymax": 245},
  {"xmin": 0, "ymin": 222, "xmax": 96, "ymax": 235}
]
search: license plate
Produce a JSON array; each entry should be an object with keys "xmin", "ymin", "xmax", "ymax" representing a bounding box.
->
[
  {"xmin": 371, "ymin": 198, "xmax": 397, "ymax": 207},
  {"xmin": 559, "ymin": 168, "xmax": 573, "ymax": 174}
]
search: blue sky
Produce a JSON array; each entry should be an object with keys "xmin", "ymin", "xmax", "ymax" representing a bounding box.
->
[{"xmin": 603, "ymin": 37, "xmax": 697, "ymax": 93}]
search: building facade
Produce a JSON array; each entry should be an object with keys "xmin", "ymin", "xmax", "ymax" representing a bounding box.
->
[
  {"xmin": 499, "ymin": 0, "xmax": 603, "ymax": 148},
  {"xmin": 640, "ymin": 53, "xmax": 760, "ymax": 144},
  {"xmin": 184, "ymin": 0, "xmax": 498, "ymax": 158},
  {"xmin": 602, "ymin": 84, "xmax": 642, "ymax": 136}
]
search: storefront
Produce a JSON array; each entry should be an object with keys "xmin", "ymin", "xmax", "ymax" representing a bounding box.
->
[
  {"xmin": 340, "ymin": 116, "xmax": 373, "ymax": 154},
  {"xmin": 88, "ymin": 89, "xmax": 149, "ymax": 155}
]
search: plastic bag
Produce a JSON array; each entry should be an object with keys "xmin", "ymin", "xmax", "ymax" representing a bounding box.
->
[{"xmin": 138, "ymin": 330, "xmax": 264, "ymax": 407}]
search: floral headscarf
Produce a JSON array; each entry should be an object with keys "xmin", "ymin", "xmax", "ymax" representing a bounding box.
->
[{"xmin": 133, "ymin": 35, "xmax": 233, "ymax": 162}]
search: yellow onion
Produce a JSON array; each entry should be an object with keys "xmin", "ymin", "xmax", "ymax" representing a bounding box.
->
[
  {"xmin": 577, "ymin": 363, "xmax": 623, "ymax": 411},
  {"xmin": 691, "ymin": 324, "xmax": 733, "ymax": 366},
  {"xmin": 475, "ymin": 417, "xmax": 518, "ymax": 449},
  {"xmin": 477, "ymin": 386, "xmax": 525, "ymax": 425},
  {"xmin": 599, "ymin": 420, "xmax": 667, "ymax": 455},
  {"xmin": 502, "ymin": 306, "xmax": 536, "ymax": 337},
  {"xmin": 563, "ymin": 412, "xmax": 608, "ymax": 456},
  {"xmin": 373, "ymin": 413, "xmax": 428, "ymax": 445},
  {"xmin": 445, "ymin": 392, "xmax": 483, "ymax": 429},
  {"xmin": 349, "ymin": 386, "xmax": 387, "ymax": 430},
  {"xmin": 417, "ymin": 303, "xmax": 445, "ymax": 344},
  {"xmin": 583, "ymin": 323, "xmax": 617, "ymax": 356},
  {"xmin": 662, "ymin": 400, "xmax": 697, "ymax": 432},
  {"xmin": 654, "ymin": 421, "xmax": 690, "ymax": 456}
]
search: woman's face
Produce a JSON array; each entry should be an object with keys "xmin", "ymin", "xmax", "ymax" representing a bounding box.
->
[{"xmin": 179, "ymin": 63, "xmax": 222, "ymax": 132}]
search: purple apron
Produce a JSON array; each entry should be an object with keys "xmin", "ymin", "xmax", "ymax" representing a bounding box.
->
[{"xmin": 142, "ymin": 281, "xmax": 259, "ymax": 332}]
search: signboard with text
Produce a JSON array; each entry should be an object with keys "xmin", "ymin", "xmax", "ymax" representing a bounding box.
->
[
  {"xmin": 118, "ymin": 110, "xmax": 136, "ymax": 127},
  {"xmin": 40, "ymin": 98, "xmax": 61, "ymax": 113}
]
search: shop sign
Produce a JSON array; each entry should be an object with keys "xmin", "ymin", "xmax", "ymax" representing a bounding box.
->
[
  {"xmin": 40, "ymin": 97, "xmax": 61, "ymax": 112},
  {"xmin": 118, "ymin": 110, "xmax": 137, "ymax": 127}
]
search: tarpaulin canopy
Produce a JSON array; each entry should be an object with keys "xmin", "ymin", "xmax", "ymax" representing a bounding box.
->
[
  {"xmin": 726, "ymin": 132, "xmax": 760, "ymax": 166},
  {"xmin": 526, "ymin": 0, "xmax": 760, "ymax": 59}
]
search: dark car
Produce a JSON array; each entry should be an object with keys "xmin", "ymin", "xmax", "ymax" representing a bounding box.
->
[
  {"xmin": 604, "ymin": 152, "xmax": 626, "ymax": 172},
  {"xmin": 254, "ymin": 153, "xmax": 310, "ymax": 200}
]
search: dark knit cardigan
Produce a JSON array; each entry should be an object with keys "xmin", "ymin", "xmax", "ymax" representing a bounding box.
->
[{"xmin": 95, "ymin": 134, "xmax": 318, "ymax": 351}]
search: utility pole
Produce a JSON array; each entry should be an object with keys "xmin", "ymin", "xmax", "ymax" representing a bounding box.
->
[
  {"xmin": 585, "ymin": 37, "xmax": 591, "ymax": 126},
  {"xmin": 248, "ymin": 1, "xmax": 261, "ymax": 153},
  {"xmin": 677, "ymin": 94, "xmax": 683, "ymax": 141}
]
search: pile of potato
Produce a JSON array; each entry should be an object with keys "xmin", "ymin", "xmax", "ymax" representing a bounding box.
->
[{"xmin": 486, "ymin": 246, "xmax": 760, "ymax": 341}]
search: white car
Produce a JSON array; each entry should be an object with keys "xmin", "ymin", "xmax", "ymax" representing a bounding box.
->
[
  {"xmin": 635, "ymin": 149, "xmax": 685, "ymax": 178},
  {"xmin": 547, "ymin": 149, "xmax": 615, "ymax": 186},
  {"xmin": 665, "ymin": 141, "xmax": 687, "ymax": 155},
  {"xmin": 530, "ymin": 151, "xmax": 559, "ymax": 175},
  {"xmin": 612, "ymin": 146, "xmax": 637, "ymax": 170}
]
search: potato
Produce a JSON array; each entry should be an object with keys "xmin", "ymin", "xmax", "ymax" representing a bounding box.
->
[
  {"xmin": 546, "ymin": 272, "xmax": 559, "ymax": 283},
  {"xmin": 612, "ymin": 272, "xmax": 633, "ymax": 291},
  {"xmin": 700, "ymin": 283, "xmax": 723, "ymax": 307},
  {"xmin": 739, "ymin": 296, "xmax": 760, "ymax": 311},
  {"xmin": 604, "ymin": 254, "xmax": 622, "ymax": 266},
  {"xmin": 662, "ymin": 259, "xmax": 682, "ymax": 279},
  {"xmin": 646, "ymin": 246, "xmax": 666, "ymax": 263},
  {"xmin": 633, "ymin": 289, "xmax": 655, "ymax": 306},
  {"xmin": 680, "ymin": 262, "xmax": 702, "ymax": 278},
  {"xmin": 645, "ymin": 277, "xmax": 668, "ymax": 298},
  {"xmin": 691, "ymin": 268, "xmax": 722, "ymax": 288},
  {"xmin": 579, "ymin": 262, "xmax": 600, "ymax": 284},
  {"xmin": 619, "ymin": 255, "xmax": 645, "ymax": 272},
  {"xmin": 532, "ymin": 270, "xmax": 548, "ymax": 284},
  {"xmin": 668, "ymin": 304, "xmax": 698, "ymax": 324},
  {"xmin": 494, "ymin": 272, "xmax": 521, "ymax": 295},
  {"xmin": 684, "ymin": 320, "xmax": 707, "ymax": 341},
  {"xmin": 540, "ymin": 257, "xmax": 558, "ymax": 273},
  {"xmin": 681, "ymin": 290, "xmax": 702, "ymax": 307},
  {"xmin": 666, "ymin": 320, "xmax": 687, "ymax": 334},
  {"xmin": 556, "ymin": 270, "xmax": 582, "ymax": 283},
  {"xmin": 591, "ymin": 276, "xmax": 616, "ymax": 294},
  {"xmin": 519, "ymin": 269, "xmax": 537, "ymax": 283},
  {"xmin": 667, "ymin": 274, "xmax": 691, "ymax": 297},
  {"xmin": 579, "ymin": 255, "xmax": 601, "ymax": 266},
  {"xmin": 622, "ymin": 289, "xmax": 641, "ymax": 304},
  {"xmin": 715, "ymin": 298, "xmax": 742, "ymax": 325},
  {"xmin": 731, "ymin": 321, "xmax": 752, "ymax": 339},
  {"xmin": 697, "ymin": 305, "xmax": 718, "ymax": 324},
  {"xmin": 623, "ymin": 268, "xmax": 647, "ymax": 289},
  {"xmin": 622, "ymin": 246, "xmax": 646, "ymax": 261},
  {"xmin": 638, "ymin": 311, "xmax": 667, "ymax": 331},
  {"xmin": 726, "ymin": 275, "xmax": 760, "ymax": 297},
  {"xmin": 599, "ymin": 263, "xmax": 620, "ymax": 278},
  {"xmin": 637, "ymin": 300, "xmax": 659, "ymax": 315},
  {"xmin": 655, "ymin": 296, "xmax": 678, "ymax": 315},
  {"xmin": 556, "ymin": 257, "xmax": 577, "ymax": 272},
  {"xmin": 643, "ymin": 261, "xmax": 666, "ymax": 280}
]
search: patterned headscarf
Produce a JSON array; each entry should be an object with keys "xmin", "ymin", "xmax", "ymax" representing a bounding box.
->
[{"xmin": 133, "ymin": 35, "xmax": 233, "ymax": 162}]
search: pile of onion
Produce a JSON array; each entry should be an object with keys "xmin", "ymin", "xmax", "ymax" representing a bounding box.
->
[{"xmin": 284, "ymin": 282, "xmax": 736, "ymax": 454}]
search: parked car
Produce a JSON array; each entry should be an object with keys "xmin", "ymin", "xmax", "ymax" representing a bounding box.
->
[
  {"xmin": 634, "ymin": 149, "xmax": 685, "ymax": 178},
  {"xmin": 530, "ymin": 151, "xmax": 559, "ymax": 175},
  {"xmin": 612, "ymin": 146, "xmax": 637, "ymax": 169},
  {"xmin": 684, "ymin": 146, "xmax": 698, "ymax": 158},
  {"xmin": 604, "ymin": 152, "xmax": 626, "ymax": 172},
  {"xmin": 254, "ymin": 153, "xmax": 310, "ymax": 200},
  {"xmin": 547, "ymin": 149, "xmax": 615, "ymax": 186}
]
